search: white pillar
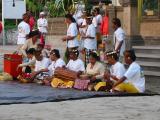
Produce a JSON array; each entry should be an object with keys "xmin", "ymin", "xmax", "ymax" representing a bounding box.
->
[{"xmin": 2, "ymin": 0, "xmax": 5, "ymax": 45}]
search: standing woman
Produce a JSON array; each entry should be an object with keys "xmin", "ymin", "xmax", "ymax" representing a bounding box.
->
[{"xmin": 62, "ymin": 14, "xmax": 79, "ymax": 62}]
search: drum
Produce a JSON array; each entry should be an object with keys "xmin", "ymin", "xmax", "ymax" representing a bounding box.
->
[{"xmin": 54, "ymin": 68, "xmax": 77, "ymax": 81}]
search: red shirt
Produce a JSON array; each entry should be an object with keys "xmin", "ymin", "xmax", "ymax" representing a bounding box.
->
[
  {"xmin": 29, "ymin": 16, "xmax": 35, "ymax": 31},
  {"xmin": 0, "ymin": 22, "xmax": 2, "ymax": 33},
  {"xmin": 100, "ymin": 16, "xmax": 109, "ymax": 35}
]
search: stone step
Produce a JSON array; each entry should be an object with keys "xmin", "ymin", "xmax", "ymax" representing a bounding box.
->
[
  {"xmin": 144, "ymin": 71, "xmax": 160, "ymax": 77},
  {"xmin": 137, "ymin": 61, "xmax": 160, "ymax": 71},
  {"xmin": 136, "ymin": 53, "xmax": 160, "ymax": 62},
  {"xmin": 133, "ymin": 46, "xmax": 160, "ymax": 54},
  {"xmin": 48, "ymin": 25, "xmax": 67, "ymax": 29},
  {"xmin": 47, "ymin": 27, "xmax": 67, "ymax": 31}
]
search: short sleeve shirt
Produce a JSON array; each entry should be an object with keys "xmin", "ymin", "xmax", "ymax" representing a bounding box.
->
[
  {"xmin": 114, "ymin": 27, "xmax": 126, "ymax": 56},
  {"xmin": 84, "ymin": 24, "xmax": 97, "ymax": 50},
  {"xmin": 66, "ymin": 59, "xmax": 85, "ymax": 72},
  {"xmin": 67, "ymin": 23, "xmax": 79, "ymax": 48},
  {"xmin": 48, "ymin": 58, "xmax": 66, "ymax": 76},
  {"xmin": 124, "ymin": 62, "xmax": 145, "ymax": 92},
  {"xmin": 17, "ymin": 21, "xmax": 30, "ymax": 45}
]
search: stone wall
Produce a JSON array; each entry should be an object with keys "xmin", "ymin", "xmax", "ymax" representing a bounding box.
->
[{"xmin": 0, "ymin": 28, "xmax": 18, "ymax": 45}]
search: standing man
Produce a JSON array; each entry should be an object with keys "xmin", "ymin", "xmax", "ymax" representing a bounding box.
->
[
  {"xmin": 112, "ymin": 18, "xmax": 125, "ymax": 62},
  {"xmin": 17, "ymin": 13, "xmax": 30, "ymax": 52},
  {"xmin": 37, "ymin": 12, "xmax": 48, "ymax": 44},
  {"xmin": 82, "ymin": 16, "xmax": 97, "ymax": 66},
  {"xmin": 93, "ymin": 8, "xmax": 103, "ymax": 46}
]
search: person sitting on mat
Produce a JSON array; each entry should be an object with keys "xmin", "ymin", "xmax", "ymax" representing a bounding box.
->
[
  {"xmin": 18, "ymin": 48, "xmax": 36, "ymax": 73},
  {"xmin": 104, "ymin": 51, "xmax": 126, "ymax": 83},
  {"xmin": 40, "ymin": 49, "xmax": 66, "ymax": 85},
  {"xmin": 111, "ymin": 49, "xmax": 145, "ymax": 93},
  {"xmin": 85, "ymin": 52, "xmax": 105, "ymax": 91},
  {"xmin": 66, "ymin": 49, "xmax": 85, "ymax": 73},
  {"xmin": 103, "ymin": 51, "xmax": 126, "ymax": 91},
  {"xmin": 51, "ymin": 49, "xmax": 85, "ymax": 88},
  {"xmin": 30, "ymin": 50, "xmax": 50, "ymax": 84}
]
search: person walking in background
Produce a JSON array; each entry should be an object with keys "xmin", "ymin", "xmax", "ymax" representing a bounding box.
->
[
  {"xmin": 17, "ymin": 13, "xmax": 30, "ymax": 53},
  {"xmin": 100, "ymin": 9, "xmax": 109, "ymax": 51},
  {"xmin": 37, "ymin": 12, "xmax": 48, "ymax": 45},
  {"xmin": 112, "ymin": 18, "xmax": 125, "ymax": 62}
]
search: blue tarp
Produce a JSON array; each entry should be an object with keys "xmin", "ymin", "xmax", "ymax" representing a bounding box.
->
[{"xmin": 0, "ymin": 81, "xmax": 158, "ymax": 105}]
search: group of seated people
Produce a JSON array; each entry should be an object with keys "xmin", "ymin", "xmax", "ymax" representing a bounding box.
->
[{"xmin": 17, "ymin": 32, "xmax": 145, "ymax": 93}]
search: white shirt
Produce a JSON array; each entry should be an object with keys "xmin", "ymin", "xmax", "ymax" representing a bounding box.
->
[
  {"xmin": 66, "ymin": 59, "xmax": 85, "ymax": 72},
  {"xmin": 37, "ymin": 18, "xmax": 48, "ymax": 33},
  {"xmin": 17, "ymin": 21, "xmax": 30, "ymax": 45},
  {"xmin": 34, "ymin": 57, "xmax": 50, "ymax": 72},
  {"xmin": 79, "ymin": 19, "xmax": 87, "ymax": 36},
  {"xmin": 110, "ymin": 62, "xmax": 126, "ymax": 81},
  {"xmin": 67, "ymin": 23, "xmax": 79, "ymax": 48},
  {"xmin": 124, "ymin": 62, "xmax": 145, "ymax": 93},
  {"xmin": 48, "ymin": 58, "xmax": 66, "ymax": 76},
  {"xmin": 84, "ymin": 24, "xmax": 97, "ymax": 50},
  {"xmin": 114, "ymin": 27, "xmax": 126, "ymax": 56},
  {"xmin": 92, "ymin": 17, "xmax": 97, "ymax": 28},
  {"xmin": 95, "ymin": 14, "xmax": 102, "ymax": 33}
]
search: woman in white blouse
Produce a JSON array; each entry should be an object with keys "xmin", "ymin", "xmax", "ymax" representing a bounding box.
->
[{"xmin": 62, "ymin": 14, "xmax": 79, "ymax": 62}]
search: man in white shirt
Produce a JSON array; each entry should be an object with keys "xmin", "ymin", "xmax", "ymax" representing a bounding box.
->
[
  {"xmin": 31, "ymin": 50, "xmax": 50, "ymax": 81},
  {"xmin": 17, "ymin": 13, "xmax": 30, "ymax": 51},
  {"xmin": 37, "ymin": 12, "xmax": 48, "ymax": 34},
  {"xmin": 112, "ymin": 50, "xmax": 145, "ymax": 93},
  {"xmin": 37, "ymin": 12, "xmax": 48, "ymax": 45},
  {"xmin": 93, "ymin": 8, "xmax": 102, "ymax": 33},
  {"xmin": 82, "ymin": 16, "xmax": 97, "ymax": 66},
  {"xmin": 112, "ymin": 18, "xmax": 126, "ymax": 62}
]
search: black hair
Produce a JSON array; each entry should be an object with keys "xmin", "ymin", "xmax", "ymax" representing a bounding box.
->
[
  {"xmin": 26, "ymin": 48, "xmax": 36, "ymax": 55},
  {"xmin": 94, "ymin": 7, "xmax": 100, "ymax": 14},
  {"xmin": 65, "ymin": 14, "xmax": 76, "ymax": 23},
  {"xmin": 69, "ymin": 49, "xmax": 79, "ymax": 57},
  {"xmin": 125, "ymin": 49, "xmax": 136, "ymax": 61},
  {"xmin": 37, "ymin": 43, "xmax": 45, "ymax": 49},
  {"xmin": 112, "ymin": 18, "xmax": 121, "ymax": 27},
  {"xmin": 51, "ymin": 49, "xmax": 60, "ymax": 58},
  {"xmin": 34, "ymin": 49, "xmax": 42, "ymax": 57},
  {"xmin": 106, "ymin": 51, "xmax": 118, "ymax": 61},
  {"xmin": 89, "ymin": 52, "xmax": 100, "ymax": 61},
  {"xmin": 23, "ymin": 13, "xmax": 29, "ymax": 20},
  {"xmin": 28, "ymin": 30, "xmax": 40, "ymax": 38}
]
